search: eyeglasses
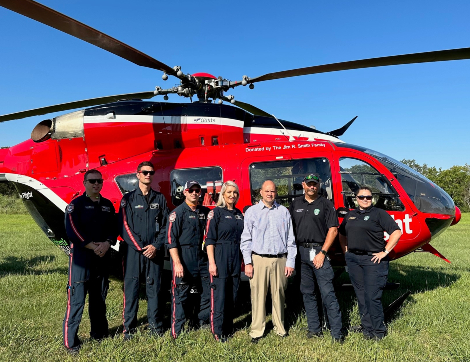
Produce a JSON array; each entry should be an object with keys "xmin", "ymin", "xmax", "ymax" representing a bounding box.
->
[
  {"xmin": 86, "ymin": 179, "xmax": 103, "ymax": 184},
  {"xmin": 138, "ymin": 170, "xmax": 155, "ymax": 176},
  {"xmin": 187, "ymin": 188, "xmax": 201, "ymax": 194},
  {"xmin": 356, "ymin": 195, "xmax": 373, "ymax": 200}
]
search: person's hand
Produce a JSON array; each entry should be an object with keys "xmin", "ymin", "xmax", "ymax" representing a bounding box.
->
[
  {"xmin": 313, "ymin": 253, "xmax": 325, "ymax": 269},
  {"xmin": 93, "ymin": 241, "xmax": 110, "ymax": 257},
  {"xmin": 173, "ymin": 262, "xmax": 184, "ymax": 278},
  {"xmin": 209, "ymin": 262, "xmax": 218, "ymax": 277},
  {"xmin": 143, "ymin": 245, "xmax": 157, "ymax": 259},
  {"xmin": 285, "ymin": 266, "xmax": 294, "ymax": 277},
  {"xmin": 245, "ymin": 264, "xmax": 253, "ymax": 278},
  {"xmin": 371, "ymin": 252, "xmax": 387, "ymax": 263}
]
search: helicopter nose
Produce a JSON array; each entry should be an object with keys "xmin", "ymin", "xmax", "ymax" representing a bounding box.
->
[{"xmin": 450, "ymin": 206, "xmax": 461, "ymax": 226}]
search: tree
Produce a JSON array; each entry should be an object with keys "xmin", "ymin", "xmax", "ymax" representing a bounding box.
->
[{"xmin": 0, "ymin": 182, "xmax": 16, "ymax": 196}]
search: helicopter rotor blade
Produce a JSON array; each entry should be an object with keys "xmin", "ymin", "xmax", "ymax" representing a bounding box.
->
[
  {"xmin": 327, "ymin": 116, "xmax": 358, "ymax": 137},
  {"xmin": 249, "ymin": 47, "xmax": 470, "ymax": 83},
  {"xmin": 0, "ymin": 91, "xmax": 156, "ymax": 123},
  {"xmin": 0, "ymin": 0, "xmax": 175, "ymax": 74},
  {"xmin": 221, "ymin": 97, "xmax": 272, "ymax": 117}
]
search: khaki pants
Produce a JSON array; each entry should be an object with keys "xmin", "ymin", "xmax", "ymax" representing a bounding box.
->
[{"xmin": 249, "ymin": 253, "xmax": 287, "ymax": 338}]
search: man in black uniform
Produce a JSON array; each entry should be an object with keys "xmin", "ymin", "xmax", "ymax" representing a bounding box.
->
[
  {"xmin": 119, "ymin": 161, "xmax": 169, "ymax": 339},
  {"xmin": 289, "ymin": 174, "xmax": 344, "ymax": 342},
  {"xmin": 166, "ymin": 180, "xmax": 210, "ymax": 339},
  {"xmin": 63, "ymin": 169, "xmax": 116, "ymax": 354}
]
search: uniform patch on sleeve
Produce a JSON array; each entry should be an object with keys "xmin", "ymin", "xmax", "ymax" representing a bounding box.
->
[
  {"xmin": 120, "ymin": 199, "xmax": 127, "ymax": 208},
  {"xmin": 208, "ymin": 210, "xmax": 214, "ymax": 220},
  {"xmin": 169, "ymin": 212, "xmax": 176, "ymax": 223},
  {"xmin": 66, "ymin": 204, "xmax": 74, "ymax": 213}
]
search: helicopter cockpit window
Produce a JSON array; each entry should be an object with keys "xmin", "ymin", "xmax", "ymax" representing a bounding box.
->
[
  {"xmin": 249, "ymin": 158, "xmax": 333, "ymax": 207},
  {"xmin": 170, "ymin": 167, "xmax": 223, "ymax": 207},
  {"xmin": 339, "ymin": 158, "xmax": 404, "ymax": 211},
  {"xmin": 115, "ymin": 174, "xmax": 139, "ymax": 194}
]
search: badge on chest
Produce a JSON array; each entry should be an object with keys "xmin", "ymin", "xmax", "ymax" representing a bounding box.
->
[{"xmin": 150, "ymin": 203, "xmax": 159, "ymax": 210}]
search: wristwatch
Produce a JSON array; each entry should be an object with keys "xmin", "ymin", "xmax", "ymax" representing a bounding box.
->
[{"xmin": 320, "ymin": 249, "xmax": 327, "ymax": 256}]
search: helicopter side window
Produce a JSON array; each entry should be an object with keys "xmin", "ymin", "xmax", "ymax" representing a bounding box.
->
[
  {"xmin": 339, "ymin": 158, "xmax": 404, "ymax": 211},
  {"xmin": 115, "ymin": 174, "xmax": 139, "ymax": 194},
  {"xmin": 249, "ymin": 158, "xmax": 333, "ymax": 207},
  {"xmin": 170, "ymin": 167, "xmax": 223, "ymax": 207}
]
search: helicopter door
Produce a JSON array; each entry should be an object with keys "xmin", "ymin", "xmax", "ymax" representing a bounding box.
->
[
  {"xmin": 338, "ymin": 156, "xmax": 418, "ymax": 241},
  {"xmin": 241, "ymin": 155, "xmax": 334, "ymax": 208}
]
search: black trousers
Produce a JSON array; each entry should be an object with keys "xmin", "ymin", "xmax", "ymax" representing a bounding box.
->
[
  {"xmin": 299, "ymin": 246, "xmax": 343, "ymax": 339},
  {"xmin": 63, "ymin": 251, "xmax": 109, "ymax": 349},
  {"xmin": 122, "ymin": 249, "xmax": 164, "ymax": 335},
  {"xmin": 209, "ymin": 274, "xmax": 240, "ymax": 338},
  {"xmin": 345, "ymin": 252, "xmax": 389, "ymax": 338},
  {"xmin": 170, "ymin": 255, "xmax": 210, "ymax": 338}
]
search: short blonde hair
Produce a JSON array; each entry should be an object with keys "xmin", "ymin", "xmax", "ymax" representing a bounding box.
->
[{"xmin": 216, "ymin": 181, "xmax": 240, "ymax": 208}]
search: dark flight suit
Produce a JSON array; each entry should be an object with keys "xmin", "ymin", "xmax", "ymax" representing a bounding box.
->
[
  {"xmin": 289, "ymin": 195, "xmax": 343, "ymax": 339},
  {"xmin": 205, "ymin": 207, "xmax": 244, "ymax": 340},
  {"xmin": 119, "ymin": 188, "xmax": 169, "ymax": 336},
  {"xmin": 339, "ymin": 206, "xmax": 400, "ymax": 339},
  {"xmin": 63, "ymin": 193, "xmax": 116, "ymax": 350},
  {"xmin": 166, "ymin": 202, "xmax": 210, "ymax": 338}
]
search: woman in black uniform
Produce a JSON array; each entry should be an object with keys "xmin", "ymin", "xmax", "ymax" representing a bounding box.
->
[
  {"xmin": 205, "ymin": 181, "xmax": 244, "ymax": 342},
  {"xmin": 339, "ymin": 186, "xmax": 402, "ymax": 340}
]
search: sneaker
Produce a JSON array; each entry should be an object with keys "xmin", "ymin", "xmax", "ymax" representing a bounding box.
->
[
  {"xmin": 307, "ymin": 331, "xmax": 323, "ymax": 339},
  {"xmin": 123, "ymin": 334, "xmax": 133, "ymax": 341},
  {"xmin": 65, "ymin": 346, "xmax": 80, "ymax": 356}
]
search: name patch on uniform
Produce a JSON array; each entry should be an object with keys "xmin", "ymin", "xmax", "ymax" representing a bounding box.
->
[
  {"xmin": 150, "ymin": 203, "xmax": 159, "ymax": 209},
  {"xmin": 208, "ymin": 210, "xmax": 214, "ymax": 220},
  {"xmin": 120, "ymin": 199, "xmax": 127, "ymax": 208},
  {"xmin": 314, "ymin": 209, "xmax": 320, "ymax": 215},
  {"xmin": 235, "ymin": 215, "xmax": 243, "ymax": 220},
  {"xmin": 66, "ymin": 204, "xmax": 74, "ymax": 213},
  {"xmin": 199, "ymin": 214, "xmax": 206, "ymax": 220},
  {"xmin": 189, "ymin": 215, "xmax": 196, "ymax": 219},
  {"xmin": 349, "ymin": 217, "xmax": 356, "ymax": 220},
  {"xmin": 364, "ymin": 216, "xmax": 370, "ymax": 221},
  {"xmin": 85, "ymin": 206, "xmax": 94, "ymax": 209},
  {"xmin": 169, "ymin": 212, "xmax": 176, "ymax": 223},
  {"xmin": 225, "ymin": 215, "xmax": 232, "ymax": 219},
  {"xmin": 295, "ymin": 209, "xmax": 304, "ymax": 213},
  {"xmin": 102, "ymin": 206, "xmax": 110, "ymax": 212},
  {"xmin": 135, "ymin": 205, "xmax": 144, "ymax": 209}
]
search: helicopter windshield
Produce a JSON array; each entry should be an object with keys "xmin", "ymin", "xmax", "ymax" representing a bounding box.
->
[{"xmin": 363, "ymin": 148, "xmax": 455, "ymax": 216}]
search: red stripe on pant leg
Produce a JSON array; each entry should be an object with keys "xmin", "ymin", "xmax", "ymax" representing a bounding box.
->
[
  {"xmin": 64, "ymin": 247, "xmax": 74, "ymax": 348},
  {"xmin": 123, "ymin": 209, "xmax": 142, "ymax": 251},
  {"xmin": 171, "ymin": 263, "xmax": 177, "ymax": 339},
  {"xmin": 122, "ymin": 258, "xmax": 127, "ymax": 334}
]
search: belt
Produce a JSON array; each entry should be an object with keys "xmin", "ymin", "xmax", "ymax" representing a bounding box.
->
[
  {"xmin": 252, "ymin": 251, "xmax": 287, "ymax": 258},
  {"xmin": 348, "ymin": 250, "xmax": 376, "ymax": 256},
  {"xmin": 298, "ymin": 242, "xmax": 322, "ymax": 248}
]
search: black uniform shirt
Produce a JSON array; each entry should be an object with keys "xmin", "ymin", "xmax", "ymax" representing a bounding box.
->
[
  {"xmin": 338, "ymin": 207, "xmax": 400, "ymax": 253},
  {"xmin": 65, "ymin": 193, "xmax": 116, "ymax": 249},
  {"xmin": 119, "ymin": 188, "xmax": 169, "ymax": 252},
  {"xmin": 205, "ymin": 207, "xmax": 244, "ymax": 246},
  {"xmin": 166, "ymin": 202, "xmax": 210, "ymax": 249},
  {"xmin": 289, "ymin": 195, "xmax": 338, "ymax": 245}
]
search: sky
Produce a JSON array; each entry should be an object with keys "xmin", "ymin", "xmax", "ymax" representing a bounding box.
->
[{"xmin": 0, "ymin": 0, "xmax": 469, "ymax": 169}]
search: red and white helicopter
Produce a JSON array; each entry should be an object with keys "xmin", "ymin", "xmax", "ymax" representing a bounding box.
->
[{"xmin": 0, "ymin": 0, "xmax": 465, "ymax": 268}]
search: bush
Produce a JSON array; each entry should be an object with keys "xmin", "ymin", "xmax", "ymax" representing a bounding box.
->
[
  {"xmin": 0, "ymin": 182, "xmax": 16, "ymax": 196},
  {"xmin": 0, "ymin": 195, "xmax": 27, "ymax": 214}
]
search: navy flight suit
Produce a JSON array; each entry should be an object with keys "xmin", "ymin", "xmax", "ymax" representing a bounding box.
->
[
  {"xmin": 63, "ymin": 193, "xmax": 116, "ymax": 350},
  {"xmin": 166, "ymin": 202, "xmax": 210, "ymax": 338},
  {"xmin": 119, "ymin": 188, "xmax": 169, "ymax": 337},
  {"xmin": 205, "ymin": 207, "xmax": 244, "ymax": 340}
]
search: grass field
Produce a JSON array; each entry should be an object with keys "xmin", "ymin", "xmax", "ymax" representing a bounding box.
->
[{"xmin": 0, "ymin": 213, "xmax": 469, "ymax": 362}]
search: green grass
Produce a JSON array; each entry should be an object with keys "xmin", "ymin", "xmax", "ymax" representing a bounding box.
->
[{"xmin": 1, "ymin": 214, "xmax": 469, "ymax": 361}]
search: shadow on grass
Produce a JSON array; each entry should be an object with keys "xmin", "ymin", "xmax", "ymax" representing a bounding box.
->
[{"xmin": 0, "ymin": 255, "xmax": 67, "ymax": 277}]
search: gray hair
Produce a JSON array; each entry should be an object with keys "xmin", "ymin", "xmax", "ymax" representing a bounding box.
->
[{"xmin": 216, "ymin": 181, "xmax": 240, "ymax": 208}]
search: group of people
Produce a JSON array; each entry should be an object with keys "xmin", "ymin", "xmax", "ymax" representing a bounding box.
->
[{"xmin": 63, "ymin": 161, "xmax": 402, "ymax": 354}]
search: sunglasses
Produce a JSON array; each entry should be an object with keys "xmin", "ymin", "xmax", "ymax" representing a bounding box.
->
[
  {"xmin": 138, "ymin": 170, "xmax": 155, "ymax": 176},
  {"xmin": 304, "ymin": 175, "xmax": 320, "ymax": 182},
  {"xmin": 187, "ymin": 188, "xmax": 201, "ymax": 194},
  {"xmin": 86, "ymin": 179, "xmax": 103, "ymax": 184},
  {"xmin": 356, "ymin": 195, "xmax": 373, "ymax": 200}
]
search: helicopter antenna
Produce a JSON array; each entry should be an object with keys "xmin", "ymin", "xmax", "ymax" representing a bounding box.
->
[{"xmin": 271, "ymin": 114, "xmax": 295, "ymax": 142}]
